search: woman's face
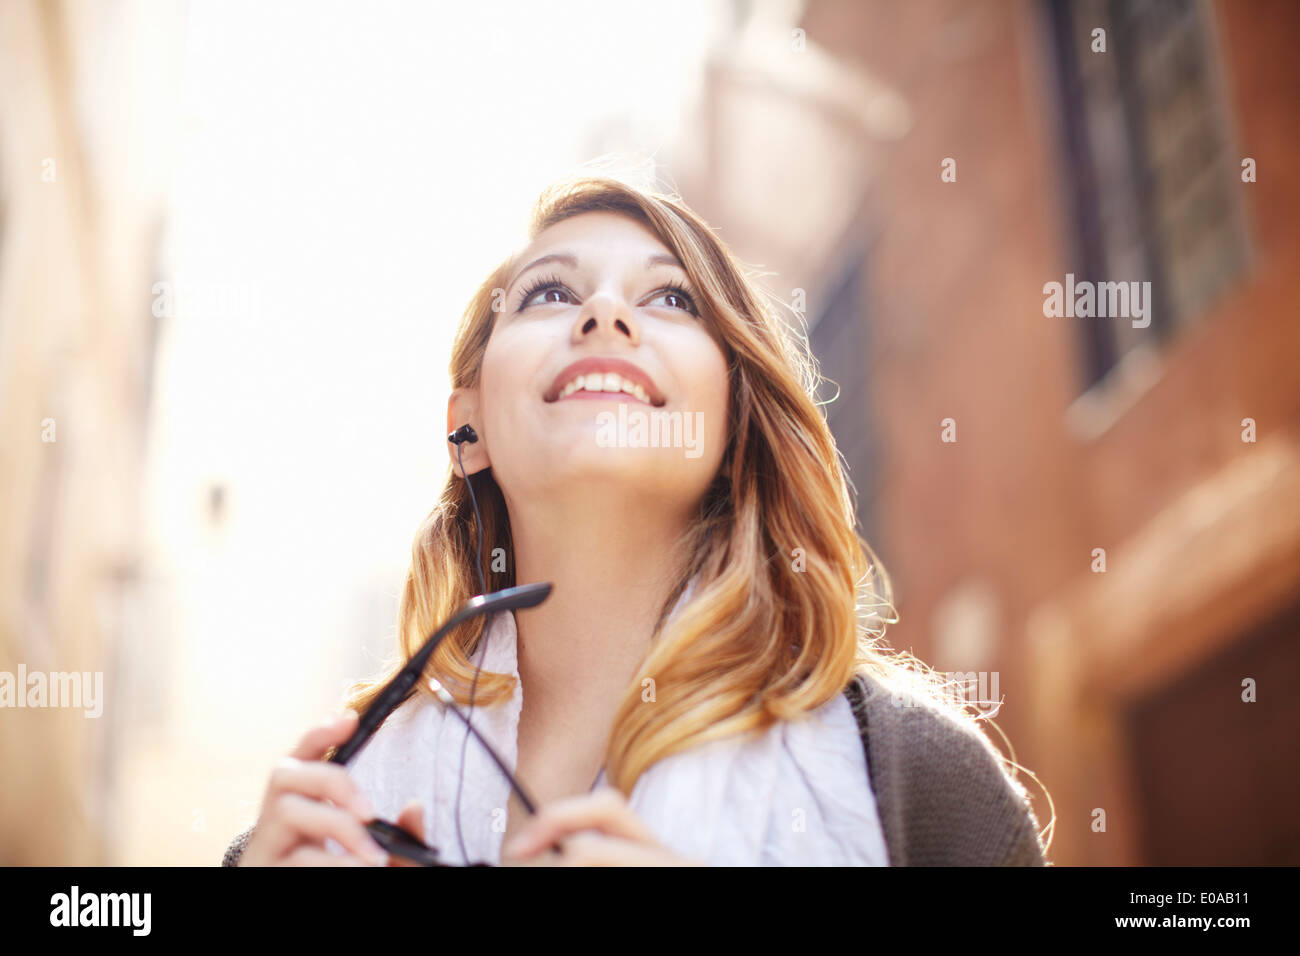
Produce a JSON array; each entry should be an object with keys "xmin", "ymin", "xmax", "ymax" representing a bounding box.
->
[{"xmin": 471, "ymin": 211, "xmax": 729, "ymax": 515}]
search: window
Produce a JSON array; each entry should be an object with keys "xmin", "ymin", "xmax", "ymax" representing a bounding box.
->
[{"xmin": 1046, "ymin": 0, "xmax": 1250, "ymax": 391}]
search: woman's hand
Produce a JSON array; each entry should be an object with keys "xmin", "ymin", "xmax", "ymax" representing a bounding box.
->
[
  {"xmin": 239, "ymin": 712, "xmax": 391, "ymax": 867},
  {"xmin": 501, "ymin": 786, "xmax": 704, "ymax": 866}
]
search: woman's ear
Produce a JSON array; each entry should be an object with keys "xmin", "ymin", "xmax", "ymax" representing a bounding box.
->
[{"xmin": 447, "ymin": 388, "xmax": 491, "ymax": 476}]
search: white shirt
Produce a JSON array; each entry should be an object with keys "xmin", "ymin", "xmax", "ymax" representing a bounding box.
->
[{"xmin": 345, "ymin": 603, "xmax": 889, "ymax": 866}]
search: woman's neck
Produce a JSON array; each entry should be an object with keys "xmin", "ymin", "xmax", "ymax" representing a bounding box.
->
[{"xmin": 504, "ymin": 485, "xmax": 694, "ymax": 737}]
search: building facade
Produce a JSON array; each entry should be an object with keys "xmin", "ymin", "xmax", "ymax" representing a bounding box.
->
[{"xmin": 671, "ymin": 0, "xmax": 1300, "ymax": 864}]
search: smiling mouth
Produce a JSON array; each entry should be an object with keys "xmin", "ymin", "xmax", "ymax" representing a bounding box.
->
[
  {"xmin": 552, "ymin": 372, "xmax": 656, "ymax": 406},
  {"xmin": 543, "ymin": 360, "xmax": 667, "ymax": 408}
]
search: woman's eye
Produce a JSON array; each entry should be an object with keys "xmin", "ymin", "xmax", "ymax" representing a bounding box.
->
[
  {"xmin": 646, "ymin": 288, "xmax": 698, "ymax": 314},
  {"xmin": 520, "ymin": 284, "xmax": 575, "ymax": 309}
]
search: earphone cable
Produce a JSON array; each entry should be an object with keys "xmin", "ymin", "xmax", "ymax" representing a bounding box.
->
[{"xmin": 453, "ymin": 439, "xmax": 489, "ymax": 864}]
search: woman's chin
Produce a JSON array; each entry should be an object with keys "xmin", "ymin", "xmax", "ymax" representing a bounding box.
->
[
  {"xmin": 505, "ymin": 444, "xmax": 702, "ymax": 498},
  {"xmin": 503, "ymin": 403, "xmax": 719, "ymax": 494},
  {"xmin": 542, "ymin": 403, "xmax": 711, "ymax": 460}
]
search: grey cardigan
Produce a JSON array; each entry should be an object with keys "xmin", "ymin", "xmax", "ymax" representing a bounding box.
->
[{"xmin": 221, "ymin": 670, "xmax": 1049, "ymax": 866}]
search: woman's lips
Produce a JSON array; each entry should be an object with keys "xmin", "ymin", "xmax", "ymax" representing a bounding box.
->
[
  {"xmin": 544, "ymin": 357, "xmax": 666, "ymax": 406},
  {"xmin": 553, "ymin": 389, "xmax": 653, "ymax": 405}
]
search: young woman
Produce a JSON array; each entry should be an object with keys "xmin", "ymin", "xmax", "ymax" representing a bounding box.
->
[{"xmin": 223, "ymin": 175, "xmax": 1049, "ymax": 867}]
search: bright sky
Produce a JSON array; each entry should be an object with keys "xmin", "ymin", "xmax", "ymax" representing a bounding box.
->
[{"xmin": 131, "ymin": 0, "xmax": 732, "ymax": 863}]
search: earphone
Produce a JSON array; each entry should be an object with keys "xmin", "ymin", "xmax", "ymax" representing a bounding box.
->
[
  {"xmin": 447, "ymin": 423, "xmax": 485, "ymax": 597},
  {"xmin": 447, "ymin": 424, "xmax": 478, "ymax": 446}
]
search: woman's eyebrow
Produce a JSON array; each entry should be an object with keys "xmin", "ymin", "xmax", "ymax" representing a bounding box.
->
[
  {"xmin": 507, "ymin": 253, "xmax": 579, "ymax": 292},
  {"xmin": 506, "ymin": 251, "xmax": 689, "ymax": 296},
  {"xmin": 645, "ymin": 252, "xmax": 685, "ymax": 271}
]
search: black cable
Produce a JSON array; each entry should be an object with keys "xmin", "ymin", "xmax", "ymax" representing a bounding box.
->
[
  {"xmin": 453, "ymin": 440, "xmax": 490, "ymax": 864},
  {"xmin": 432, "ymin": 676, "xmax": 537, "ymax": 814},
  {"xmin": 460, "ymin": 440, "xmax": 488, "ymax": 598}
]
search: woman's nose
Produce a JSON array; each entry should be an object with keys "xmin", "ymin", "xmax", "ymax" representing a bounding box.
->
[{"xmin": 572, "ymin": 293, "xmax": 640, "ymax": 347}]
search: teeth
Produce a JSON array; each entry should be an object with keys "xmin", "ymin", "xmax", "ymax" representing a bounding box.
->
[{"xmin": 556, "ymin": 371, "xmax": 654, "ymax": 404}]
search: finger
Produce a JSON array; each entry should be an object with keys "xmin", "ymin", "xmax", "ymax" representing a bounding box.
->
[
  {"xmin": 395, "ymin": 801, "xmax": 426, "ymax": 842},
  {"xmin": 386, "ymin": 802, "xmax": 428, "ymax": 868},
  {"xmin": 505, "ymin": 787, "xmax": 652, "ymax": 857},
  {"xmin": 289, "ymin": 711, "xmax": 360, "ymax": 761},
  {"xmin": 265, "ymin": 756, "xmax": 375, "ymax": 820},
  {"xmin": 274, "ymin": 793, "xmax": 389, "ymax": 865},
  {"xmin": 282, "ymin": 844, "xmax": 371, "ymax": 867}
]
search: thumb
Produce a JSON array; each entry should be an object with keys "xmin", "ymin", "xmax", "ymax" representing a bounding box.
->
[
  {"xmin": 396, "ymin": 800, "xmax": 426, "ymax": 841},
  {"xmin": 386, "ymin": 801, "xmax": 428, "ymax": 867}
]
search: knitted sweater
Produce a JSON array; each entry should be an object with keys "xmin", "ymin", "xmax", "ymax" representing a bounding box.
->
[{"xmin": 220, "ymin": 669, "xmax": 1049, "ymax": 866}]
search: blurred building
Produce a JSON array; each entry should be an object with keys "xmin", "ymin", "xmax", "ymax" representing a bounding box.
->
[
  {"xmin": 0, "ymin": 0, "xmax": 185, "ymax": 864},
  {"xmin": 671, "ymin": 0, "xmax": 1300, "ymax": 864}
]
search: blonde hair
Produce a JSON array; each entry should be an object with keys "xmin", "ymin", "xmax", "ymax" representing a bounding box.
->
[{"xmin": 345, "ymin": 174, "xmax": 1008, "ymax": 796}]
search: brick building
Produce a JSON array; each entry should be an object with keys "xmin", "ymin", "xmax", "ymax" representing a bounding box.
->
[{"xmin": 669, "ymin": 0, "xmax": 1300, "ymax": 864}]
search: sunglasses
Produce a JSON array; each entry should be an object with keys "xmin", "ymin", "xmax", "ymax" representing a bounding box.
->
[{"xmin": 328, "ymin": 581, "xmax": 554, "ymax": 866}]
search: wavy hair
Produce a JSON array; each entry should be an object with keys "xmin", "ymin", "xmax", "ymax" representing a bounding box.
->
[{"xmin": 344, "ymin": 174, "xmax": 999, "ymax": 796}]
